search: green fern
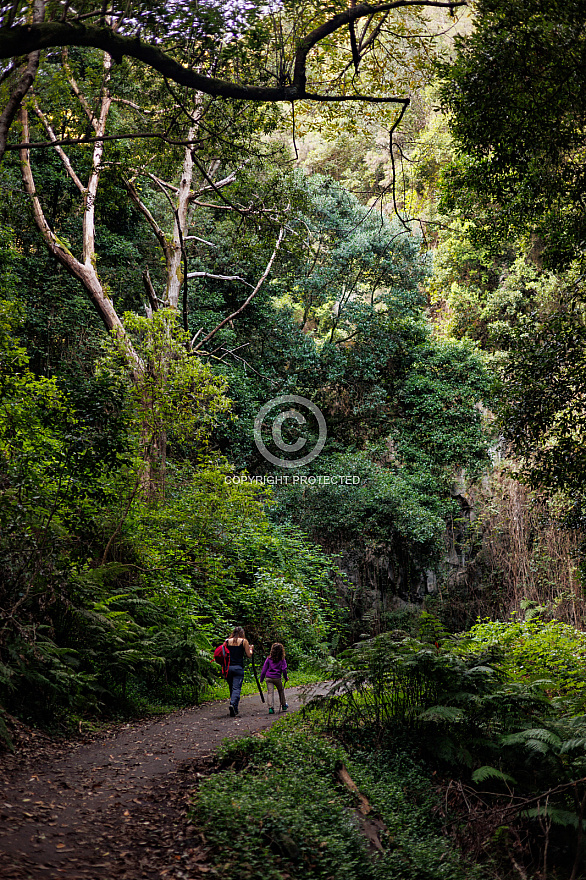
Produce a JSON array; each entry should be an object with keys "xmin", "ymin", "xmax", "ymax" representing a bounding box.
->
[
  {"xmin": 524, "ymin": 806, "xmax": 580, "ymax": 828},
  {"xmin": 501, "ymin": 728, "xmax": 562, "ymax": 748},
  {"xmin": 472, "ymin": 765, "xmax": 517, "ymax": 785},
  {"xmin": 560, "ymin": 737, "xmax": 586, "ymax": 753},
  {"xmin": 418, "ymin": 705, "xmax": 464, "ymax": 723}
]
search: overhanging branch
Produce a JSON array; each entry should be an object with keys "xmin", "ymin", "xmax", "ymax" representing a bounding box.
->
[
  {"xmin": 1, "ymin": 2, "xmax": 467, "ymax": 102},
  {"xmin": 4, "ymin": 130, "xmax": 205, "ymax": 150}
]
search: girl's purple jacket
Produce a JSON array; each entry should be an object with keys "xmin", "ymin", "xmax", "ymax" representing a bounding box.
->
[{"xmin": 260, "ymin": 656, "xmax": 288, "ymax": 682}]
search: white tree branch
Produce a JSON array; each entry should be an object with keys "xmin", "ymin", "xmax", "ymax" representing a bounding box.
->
[
  {"xmin": 19, "ymin": 102, "xmax": 140, "ymax": 377},
  {"xmin": 82, "ymin": 51, "xmax": 112, "ymax": 264},
  {"xmin": 186, "ymin": 272, "xmax": 252, "ymax": 286},
  {"xmin": 184, "ymin": 235, "xmax": 218, "ymax": 247},
  {"xmin": 31, "ymin": 97, "xmax": 85, "ymax": 193},
  {"xmin": 193, "ymin": 227, "xmax": 285, "ymax": 352},
  {"xmin": 194, "ymin": 169, "xmax": 238, "ymax": 196}
]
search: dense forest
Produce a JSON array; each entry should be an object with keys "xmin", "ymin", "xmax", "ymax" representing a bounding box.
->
[{"xmin": 2, "ymin": 1, "xmax": 586, "ymax": 878}]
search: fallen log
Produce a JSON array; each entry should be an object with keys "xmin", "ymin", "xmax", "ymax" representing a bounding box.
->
[{"xmin": 335, "ymin": 761, "xmax": 388, "ymax": 854}]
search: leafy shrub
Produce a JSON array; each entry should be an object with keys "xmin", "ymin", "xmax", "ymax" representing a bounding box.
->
[
  {"xmin": 316, "ymin": 631, "xmax": 586, "ymax": 877},
  {"xmin": 319, "ymin": 633, "xmax": 551, "ymax": 761},
  {"xmin": 458, "ymin": 614, "xmax": 586, "ymax": 712},
  {"xmin": 131, "ymin": 468, "xmax": 339, "ymax": 666},
  {"xmin": 0, "ymin": 304, "xmax": 339, "ymax": 725}
]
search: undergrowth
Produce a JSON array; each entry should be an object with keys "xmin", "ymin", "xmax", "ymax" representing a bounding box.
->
[
  {"xmin": 193, "ymin": 713, "xmax": 487, "ymax": 880},
  {"xmin": 194, "ymin": 626, "xmax": 586, "ymax": 880}
]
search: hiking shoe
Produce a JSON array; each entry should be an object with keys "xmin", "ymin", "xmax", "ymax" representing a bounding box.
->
[
  {"xmin": 268, "ymin": 707, "xmax": 275, "ymax": 715},
  {"xmin": 229, "ymin": 704, "xmax": 236, "ymax": 717},
  {"xmin": 281, "ymin": 703, "xmax": 288, "ymax": 712}
]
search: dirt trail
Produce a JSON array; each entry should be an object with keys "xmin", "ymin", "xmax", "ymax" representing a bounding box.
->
[{"xmin": 0, "ymin": 686, "xmax": 320, "ymax": 880}]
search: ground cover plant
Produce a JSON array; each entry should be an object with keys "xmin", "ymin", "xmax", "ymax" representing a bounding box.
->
[{"xmin": 193, "ymin": 712, "xmax": 487, "ymax": 880}]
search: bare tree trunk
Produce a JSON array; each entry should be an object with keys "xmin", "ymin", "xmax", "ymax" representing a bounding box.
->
[
  {"xmin": 166, "ymin": 126, "xmax": 197, "ymax": 309},
  {"xmin": 18, "ymin": 59, "xmax": 141, "ymax": 377}
]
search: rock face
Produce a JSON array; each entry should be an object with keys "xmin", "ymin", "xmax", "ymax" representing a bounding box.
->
[
  {"xmin": 325, "ymin": 537, "xmax": 435, "ymax": 636},
  {"xmin": 322, "ymin": 460, "xmax": 582, "ymax": 635},
  {"xmin": 331, "ymin": 542, "xmax": 424, "ymax": 634},
  {"xmin": 324, "ymin": 472, "xmax": 477, "ymax": 635}
]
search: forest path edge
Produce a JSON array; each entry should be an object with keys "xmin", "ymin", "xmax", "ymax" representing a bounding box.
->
[{"xmin": 0, "ymin": 684, "xmax": 325, "ymax": 879}]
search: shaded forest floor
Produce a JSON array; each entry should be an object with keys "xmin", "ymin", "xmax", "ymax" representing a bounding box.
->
[{"xmin": 0, "ymin": 687, "xmax": 318, "ymax": 879}]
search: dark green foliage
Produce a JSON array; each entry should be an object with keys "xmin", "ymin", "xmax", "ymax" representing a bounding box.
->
[
  {"xmin": 0, "ymin": 309, "xmax": 214, "ymax": 721},
  {"xmin": 205, "ymin": 175, "xmax": 434, "ymax": 465},
  {"xmin": 0, "ymin": 453, "xmax": 339, "ymax": 724},
  {"xmin": 0, "ymin": 298, "xmax": 339, "ymax": 726},
  {"xmin": 498, "ymin": 292, "xmax": 586, "ymax": 491},
  {"xmin": 279, "ymin": 173, "xmax": 427, "ymax": 337},
  {"xmin": 438, "ymin": 0, "xmax": 586, "ymax": 268},
  {"xmin": 396, "ymin": 337, "xmax": 490, "ymax": 474},
  {"xmin": 347, "ymin": 749, "xmax": 486, "ymax": 880},
  {"xmin": 314, "ymin": 630, "xmax": 586, "ymax": 876},
  {"xmin": 126, "ymin": 465, "xmax": 338, "ymax": 666},
  {"xmin": 272, "ymin": 328, "xmax": 490, "ymax": 590},
  {"xmin": 277, "ymin": 451, "xmax": 448, "ymax": 573},
  {"xmin": 0, "ymin": 297, "xmax": 147, "ymax": 722},
  {"xmin": 182, "ymin": 175, "xmax": 491, "ymax": 601},
  {"xmin": 319, "ymin": 634, "xmax": 552, "ymax": 764},
  {"xmin": 0, "ymin": 47, "xmax": 489, "ymax": 735}
]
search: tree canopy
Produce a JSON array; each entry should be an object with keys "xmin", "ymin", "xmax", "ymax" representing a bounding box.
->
[
  {"xmin": 438, "ymin": 0, "xmax": 586, "ymax": 267},
  {"xmin": 1, "ymin": 0, "xmax": 465, "ymax": 159}
]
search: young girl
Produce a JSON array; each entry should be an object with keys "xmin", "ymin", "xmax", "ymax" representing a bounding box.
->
[{"xmin": 260, "ymin": 642, "xmax": 288, "ymax": 714}]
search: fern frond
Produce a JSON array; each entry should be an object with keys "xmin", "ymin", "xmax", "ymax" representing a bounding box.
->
[
  {"xmin": 525, "ymin": 739, "xmax": 549, "ymax": 754},
  {"xmin": 560, "ymin": 737, "xmax": 586, "ymax": 753},
  {"xmin": 524, "ymin": 807, "xmax": 579, "ymax": 828},
  {"xmin": 472, "ymin": 765, "xmax": 517, "ymax": 785},
  {"xmin": 501, "ymin": 728, "xmax": 561, "ymax": 748},
  {"xmin": 418, "ymin": 705, "xmax": 464, "ymax": 723}
]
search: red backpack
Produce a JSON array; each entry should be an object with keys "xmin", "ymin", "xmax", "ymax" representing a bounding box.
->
[{"xmin": 213, "ymin": 640, "xmax": 230, "ymax": 678}]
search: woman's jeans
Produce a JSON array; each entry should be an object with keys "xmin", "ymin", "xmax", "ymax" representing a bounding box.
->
[
  {"xmin": 227, "ymin": 665, "xmax": 244, "ymax": 711},
  {"xmin": 266, "ymin": 676, "xmax": 286, "ymax": 709}
]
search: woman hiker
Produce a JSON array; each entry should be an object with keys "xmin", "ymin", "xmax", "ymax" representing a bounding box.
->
[
  {"xmin": 226, "ymin": 626, "xmax": 254, "ymax": 717},
  {"xmin": 260, "ymin": 642, "xmax": 288, "ymax": 714}
]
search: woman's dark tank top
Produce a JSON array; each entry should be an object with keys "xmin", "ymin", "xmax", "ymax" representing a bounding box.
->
[{"xmin": 227, "ymin": 639, "xmax": 245, "ymax": 666}]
